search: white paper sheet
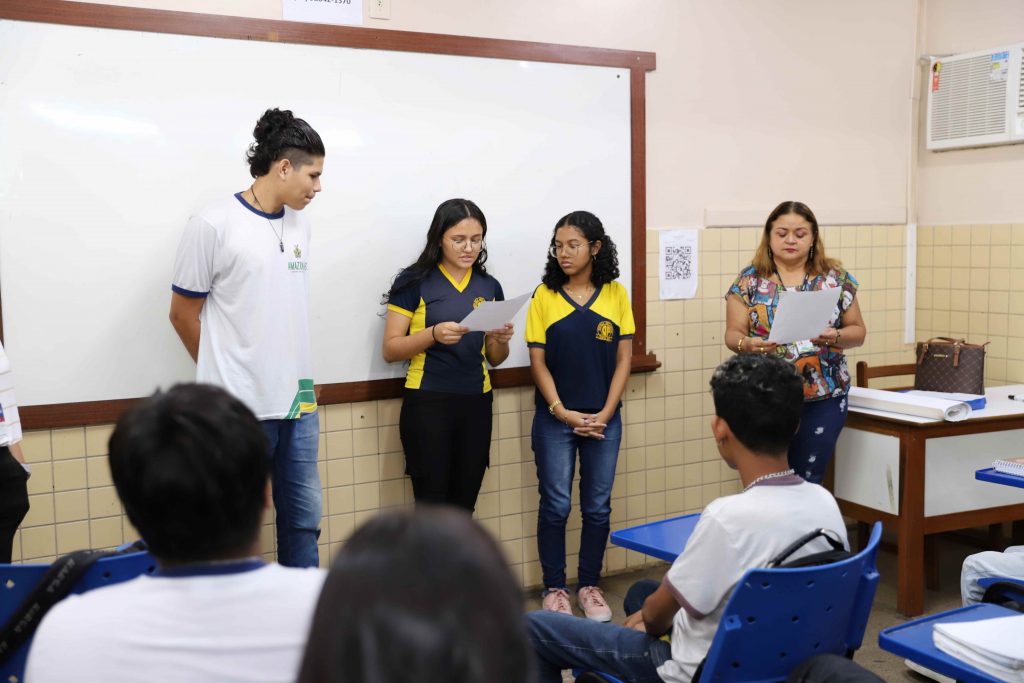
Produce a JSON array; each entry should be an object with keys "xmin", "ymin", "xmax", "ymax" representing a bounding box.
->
[
  {"xmin": 659, "ymin": 229, "xmax": 698, "ymax": 300},
  {"xmin": 934, "ymin": 613, "xmax": 1024, "ymax": 680},
  {"xmin": 767, "ymin": 288, "xmax": 841, "ymax": 344},
  {"xmin": 848, "ymin": 386, "xmax": 971, "ymax": 422},
  {"xmin": 458, "ymin": 292, "xmax": 531, "ymax": 332}
]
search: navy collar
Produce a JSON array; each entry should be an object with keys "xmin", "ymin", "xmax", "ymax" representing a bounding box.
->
[
  {"xmin": 234, "ymin": 192, "xmax": 284, "ymax": 220},
  {"xmin": 155, "ymin": 557, "xmax": 266, "ymax": 578}
]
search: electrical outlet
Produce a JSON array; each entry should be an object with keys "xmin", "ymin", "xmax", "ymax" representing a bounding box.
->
[{"xmin": 369, "ymin": 0, "xmax": 390, "ymax": 20}]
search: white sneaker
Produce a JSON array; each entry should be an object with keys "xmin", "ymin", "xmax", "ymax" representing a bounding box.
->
[
  {"xmin": 905, "ymin": 659, "xmax": 955, "ymax": 683},
  {"xmin": 577, "ymin": 586, "xmax": 613, "ymax": 622},
  {"xmin": 541, "ymin": 588, "xmax": 573, "ymax": 616}
]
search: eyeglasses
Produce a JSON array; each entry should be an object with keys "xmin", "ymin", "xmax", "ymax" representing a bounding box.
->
[
  {"xmin": 448, "ymin": 238, "xmax": 485, "ymax": 252},
  {"xmin": 548, "ymin": 241, "xmax": 593, "ymax": 259}
]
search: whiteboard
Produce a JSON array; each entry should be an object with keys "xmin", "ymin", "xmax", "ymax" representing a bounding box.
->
[{"xmin": 0, "ymin": 20, "xmax": 632, "ymax": 407}]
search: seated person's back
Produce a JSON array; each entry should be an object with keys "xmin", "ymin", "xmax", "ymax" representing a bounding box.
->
[
  {"xmin": 25, "ymin": 384, "xmax": 326, "ymax": 683},
  {"xmin": 527, "ymin": 354, "xmax": 849, "ymax": 683}
]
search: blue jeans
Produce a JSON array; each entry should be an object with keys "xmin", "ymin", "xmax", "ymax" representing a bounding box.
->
[
  {"xmin": 533, "ymin": 409, "xmax": 622, "ymax": 589},
  {"xmin": 528, "ymin": 601, "xmax": 672, "ymax": 683},
  {"xmin": 788, "ymin": 395, "xmax": 848, "ymax": 485},
  {"xmin": 262, "ymin": 410, "xmax": 321, "ymax": 568}
]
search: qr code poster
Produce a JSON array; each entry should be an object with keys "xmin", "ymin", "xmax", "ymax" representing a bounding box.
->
[{"xmin": 659, "ymin": 229, "xmax": 698, "ymax": 299}]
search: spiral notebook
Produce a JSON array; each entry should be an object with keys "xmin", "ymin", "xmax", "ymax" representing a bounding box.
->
[{"xmin": 993, "ymin": 458, "xmax": 1024, "ymax": 477}]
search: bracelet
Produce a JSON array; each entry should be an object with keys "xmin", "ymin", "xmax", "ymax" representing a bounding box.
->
[
  {"xmin": 548, "ymin": 399, "xmax": 563, "ymax": 415},
  {"xmin": 737, "ymin": 336, "xmax": 745, "ymax": 353},
  {"xmin": 834, "ymin": 328, "xmax": 842, "ymax": 345},
  {"xmin": 431, "ymin": 325, "xmax": 440, "ymax": 343}
]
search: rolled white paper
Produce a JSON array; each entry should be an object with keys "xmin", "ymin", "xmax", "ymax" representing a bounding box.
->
[{"xmin": 847, "ymin": 386, "xmax": 971, "ymax": 422}]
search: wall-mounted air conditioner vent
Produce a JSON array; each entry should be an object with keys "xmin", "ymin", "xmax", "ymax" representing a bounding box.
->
[{"xmin": 927, "ymin": 43, "xmax": 1024, "ymax": 151}]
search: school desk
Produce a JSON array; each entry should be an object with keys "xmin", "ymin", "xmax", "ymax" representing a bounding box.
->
[{"xmin": 834, "ymin": 385, "xmax": 1024, "ymax": 617}]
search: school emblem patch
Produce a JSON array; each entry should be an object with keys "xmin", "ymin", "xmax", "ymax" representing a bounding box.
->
[
  {"xmin": 293, "ymin": 245, "xmax": 302, "ymax": 258},
  {"xmin": 595, "ymin": 320, "xmax": 614, "ymax": 342},
  {"xmin": 473, "ymin": 297, "xmax": 485, "ymax": 309}
]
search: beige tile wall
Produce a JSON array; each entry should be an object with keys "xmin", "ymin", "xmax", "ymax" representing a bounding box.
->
[
  {"xmin": 916, "ymin": 224, "xmax": 1024, "ymax": 386},
  {"xmin": 10, "ymin": 225, "xmax": 910, "ymax": 588}
]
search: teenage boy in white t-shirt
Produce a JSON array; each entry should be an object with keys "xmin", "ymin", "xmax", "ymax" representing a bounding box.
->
[
  {"xmin": 527, "ymin": 353, "xmax": 848, "ymax": 683},
  {"xmin": 170, "ymin": 108, "xmax": 325, "ymax": 568},
  {"xmin": 26, "ymin": 384, "xmax": 326, "ymax": 683}
]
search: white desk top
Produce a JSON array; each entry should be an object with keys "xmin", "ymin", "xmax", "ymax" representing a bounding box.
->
[{"xmin": 849, "ymin": 384, "xmax": 1024, "ymax": 424}]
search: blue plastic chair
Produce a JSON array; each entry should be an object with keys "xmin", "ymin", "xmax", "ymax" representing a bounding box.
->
[
  {"xmin": 576, "ymin": 522, "xmax": 882, "ymax": 683},
  {"xmin": 0, "ymin": 547, "xmax": 157, "ymax": 683}
]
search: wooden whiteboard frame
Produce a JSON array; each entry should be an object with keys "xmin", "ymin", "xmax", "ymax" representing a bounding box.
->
[{"xmin": 0, "ymin": 0, "xmax": 658, "ymax": 429}]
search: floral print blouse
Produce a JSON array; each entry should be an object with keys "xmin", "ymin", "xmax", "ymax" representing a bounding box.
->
[{"xmin": 726, "ymin": 265, "xmax": 858, "ymax": 401}]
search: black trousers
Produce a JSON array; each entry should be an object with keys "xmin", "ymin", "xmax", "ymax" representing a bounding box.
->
[
  {"xmin": 399, "ymin": 389, "xmax": 493, "ymax": 513},
  {"xmin": 0, "ymin": 446, "xmax": 30, "ymax": 564},
  {"xmin": 785, "ymin": 655, "xmax": 884, "ymax": 683}
]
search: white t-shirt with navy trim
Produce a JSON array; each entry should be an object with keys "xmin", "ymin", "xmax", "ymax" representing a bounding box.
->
[
  {"xmin": 25, "ymin": 562, "xmax": 326, "ymax": 683},
  {"xmin": 172, "ymin": 194, "xmax": 316, "ymax": 420},
  {"xmin": 657, "ymin": 479, "xmax": 847, "ymax": 683}
]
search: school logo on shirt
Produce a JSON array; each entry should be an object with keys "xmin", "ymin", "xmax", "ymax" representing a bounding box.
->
[
  {"xmin": 473, "ymin": 297, "xmax": 485, "ymax": 309},
  {"xmin": 595, "ymin": 320, "xmax": 614, "ymax": 342},
  {"xmin": 293, "ymin": 244, "xmax": 302, "ymax": 259}
]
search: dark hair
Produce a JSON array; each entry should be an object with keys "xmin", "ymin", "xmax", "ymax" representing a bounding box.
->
[
  {"xmin": 246, "ymin": 108, "xmax": 326, "ymax": 178},
  {"xmin": 541, "ymin": 210, "xmax": 620, "ymax": 290},
  {"xmin": 709, "ymin": 354, "xmax": 804, "ymax": 456},
  {"xmin": 108, "ymin": 383, "xmax": 269, "ymax": 563},
  {"xmin": 752, "ymin": 201, "xmax": 841, "ymax": 278},
  {"xmin": 384, "ymin": 198, "xmax": 489, "ymax": 304},
  {"xmin": 297, "ymin": 507, "xmax": 532, "ymax": 683}
]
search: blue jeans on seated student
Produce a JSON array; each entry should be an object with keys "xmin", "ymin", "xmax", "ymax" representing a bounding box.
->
[
  {"xmin": 262, "ymin": 410, "xmax": 321, "ymax": 568},
  {"xmin": 528, "ymin": 587, "xmax": 672, "ymax": 683},
  {"xmin": 533, "ymin": 409, "xmax": 622, "ymax": 590},
  {"xmin": 789, "ymin": 394, "xmax": 848, "ymax": 485}
]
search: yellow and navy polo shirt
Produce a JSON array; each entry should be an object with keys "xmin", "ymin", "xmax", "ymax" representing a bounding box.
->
[
  {"xmin": 525, "ymin": 281, "xmax": 635, "ymax": 413},
  {"xmin": 388, "ymin": 264, "xmax": 505, "ymax": 394}
]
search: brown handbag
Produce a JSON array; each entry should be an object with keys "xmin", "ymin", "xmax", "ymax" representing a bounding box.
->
[{"xmin": 914, "ymin": 337, "xmax": 989, "ymax": 395}]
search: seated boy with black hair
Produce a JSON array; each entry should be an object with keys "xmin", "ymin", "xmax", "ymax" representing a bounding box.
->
[
  {"xmin": 527, "ymin": 353, "xmax": 849, "ymax": 683},
  {"xmin": 26, "ymin": 384, "xmax": 326, "ymax": 683}
]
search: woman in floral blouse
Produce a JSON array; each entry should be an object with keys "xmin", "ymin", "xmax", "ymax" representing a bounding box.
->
[{"xmin": 723, "ymin": 201, "xmax": 866, "ymax": 483}]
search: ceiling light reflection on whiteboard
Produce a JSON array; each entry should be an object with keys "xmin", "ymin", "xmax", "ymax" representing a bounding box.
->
[{"xmin": 30, "ymin": 103, "xmax": 159, "ymax": 137}]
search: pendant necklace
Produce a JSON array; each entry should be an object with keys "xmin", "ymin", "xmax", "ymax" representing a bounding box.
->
[
  {"xmin": 250, "ymin": 185, "xmax": 285, "ymax": 253},
  {"xmin": 564, "ymin": 283, "xmax": 594, "ymax": 302},
  {"xmin": 743, "ymin": 469, "xmax": 796, "ymax": 493}
]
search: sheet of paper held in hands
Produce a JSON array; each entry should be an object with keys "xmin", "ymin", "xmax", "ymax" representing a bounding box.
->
[
  {"xmin": 458, "ymin": 292, "xmax": 532, "ymax": 332},
  {"xmin": 767, "ymin": 288, "xmax": 842, "ymax": 344}
]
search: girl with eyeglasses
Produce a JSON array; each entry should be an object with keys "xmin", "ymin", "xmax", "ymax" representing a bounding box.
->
[
  {"xmin": 525, "ymin": 210, "xmax": 634, "ymax": 622},
  {"xmin": 382, "ymin": 198, "xmax": 514, "ymax": 512}
]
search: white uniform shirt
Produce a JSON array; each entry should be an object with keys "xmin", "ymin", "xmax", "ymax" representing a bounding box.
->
[
  {"xmin": 0, "ymin": 340, "xmax": 22, "ymax": 447},
  {"xmin": 26, "ymin": 562, "xmax": 326, "ymax": 683},
  {"xmin": 172, "ymin": 194, "xmax": 316, "ymax": 420},
  {"xmin": 657, "ymin": 479, "xmax": 848, "ymax": 683}
]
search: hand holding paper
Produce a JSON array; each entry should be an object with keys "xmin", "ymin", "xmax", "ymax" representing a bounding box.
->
[
  {"xmin": 459, "ymin": 292, "xmax": 531, "ymax": 332},
  {"xmin": 767, "ymin": 288, "xmax": 842, "ymax": 344}
]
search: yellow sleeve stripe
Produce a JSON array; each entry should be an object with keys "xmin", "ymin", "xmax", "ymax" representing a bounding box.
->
[{"xmin": 387, "ymin": 304, "xmax": 414, "ymax": 319}]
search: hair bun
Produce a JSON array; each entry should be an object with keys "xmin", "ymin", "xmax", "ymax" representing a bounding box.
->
[{"xmin": 252, "ymin": 108, "xmax": 295, "ymax": 144}]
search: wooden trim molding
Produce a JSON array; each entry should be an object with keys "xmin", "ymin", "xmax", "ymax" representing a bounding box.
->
[{"xmin": 2, "ymin": 1, "xmax": 659, "ymax": 429}]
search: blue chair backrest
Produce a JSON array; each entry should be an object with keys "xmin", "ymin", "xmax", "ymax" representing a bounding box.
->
[
  {"xmin": 0, "ymin": 549, "xmax": 157, "ymax": 682},
  {"xmin": 697, "ymin": 522, "xmax": 882, "ymax": 683}
]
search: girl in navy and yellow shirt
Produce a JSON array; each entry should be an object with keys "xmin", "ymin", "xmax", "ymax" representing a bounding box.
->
[
  {"xmin": 526, "ymin": 210, "xmax": 634, "ymax": 621},
  {"xmin": 383, "ymin": 198, "xmax": 513, "ymax": 512}
]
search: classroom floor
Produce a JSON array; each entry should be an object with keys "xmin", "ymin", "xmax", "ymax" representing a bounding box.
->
[{"xmin": 523, "ymin": 530, "xmax": 985, "ymax": 682}]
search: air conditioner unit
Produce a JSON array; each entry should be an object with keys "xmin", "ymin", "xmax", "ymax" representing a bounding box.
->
[{"xmin": 926, "ymin": 43, "xmax": 1024, "ymax": 151}]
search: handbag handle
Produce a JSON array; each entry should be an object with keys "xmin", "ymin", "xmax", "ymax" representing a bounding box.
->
[{"xmin": 917, "ymin": 337, "xmax": 963, "ymax": 367}]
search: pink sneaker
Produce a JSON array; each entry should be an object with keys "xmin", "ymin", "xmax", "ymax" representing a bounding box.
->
[
  {"xmin": 577, "ymin": 586, "xmax": 612, "ymax": 622},
  {"xmin": 541, "ymin": 588, "xmax": 573, "ymax": 616}
]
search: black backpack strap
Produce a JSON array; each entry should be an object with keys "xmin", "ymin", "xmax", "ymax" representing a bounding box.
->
[
  {"xmin": 767, "ymin": 528, "xmax": 846, "ymax": 568},
  {"xmin": 0, "ymin": 541, "xmax": 146, "ymax": 665},
  {"xmin": 981, "ymin": 580, "xmax": 1024, "ymax": 611}
]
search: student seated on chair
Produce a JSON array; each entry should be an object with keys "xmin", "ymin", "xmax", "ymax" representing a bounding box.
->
[
  {"xmin": 25, "ymin": 384, "xmax": 326, "ymax": 683},
  {"xmin": 961, "ymin": 546, "xmax": 1024, "ymax": 606},
  {"xmin": 526, "ymin": 353, "xmax": 849, "ymax": 683}
]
